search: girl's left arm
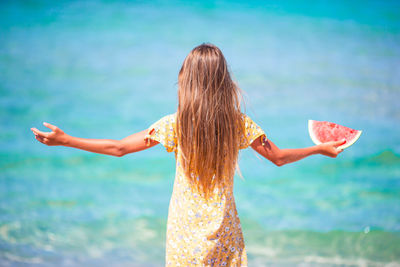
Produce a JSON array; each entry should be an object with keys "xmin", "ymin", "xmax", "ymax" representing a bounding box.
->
[
  {"xmin": 250, "ymin": 136, "xmax": 345, "ymax": 166},
  {"xmin": 31, "ymin": 122, "xmax": 159, "ymax": 157}
]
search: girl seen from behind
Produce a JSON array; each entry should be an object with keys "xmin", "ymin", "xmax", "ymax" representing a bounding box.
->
[{"xmin": 31, "ymin": 43, "xmax": 344, "ymax": 266}]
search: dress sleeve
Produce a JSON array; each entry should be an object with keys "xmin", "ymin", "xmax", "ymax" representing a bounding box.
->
[
  {"xmin": 144, "ymin": 114, "xmax": 177, "ymax": 153},
  {"xmin": 239, "ymin": 114, "xmax": 267, "ymax": 149}
]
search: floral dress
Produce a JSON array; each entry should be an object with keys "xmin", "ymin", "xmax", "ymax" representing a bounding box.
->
[{"xmin": 145, "ymin": 113, "xmax": 266, "ymax": 267}]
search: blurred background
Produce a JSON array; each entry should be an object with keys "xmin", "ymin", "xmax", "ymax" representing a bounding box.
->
[{"xmin": 1, "ymin": 0, "xmax": 399, "ymax": 266}]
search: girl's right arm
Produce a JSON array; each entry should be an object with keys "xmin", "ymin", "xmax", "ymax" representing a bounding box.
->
[
  {"xmin": 31, "ymin": 122, "xmax": 159, "ymax": 157},
  {"xmin": 250, "ymin": 136, "xmax": 344, "ymax": 166}
]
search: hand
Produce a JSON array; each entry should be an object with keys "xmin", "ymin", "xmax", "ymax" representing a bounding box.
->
[
  {"xmin": 317, "ymin": 139, "xmax": 346, "ymax": 158},
  {"xmin": 31, "ymin": 122, "xmax": 68, "ymax": 146}
]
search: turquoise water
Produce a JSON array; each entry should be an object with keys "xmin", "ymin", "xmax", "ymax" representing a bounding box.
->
[{"xmin": 1, "ymin": 0, "xmax": 400, "ymax": 266}]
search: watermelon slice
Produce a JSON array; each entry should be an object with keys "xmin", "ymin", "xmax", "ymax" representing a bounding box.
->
[{"xmin": 308, "ymin": 120, "xmax": 362, "ymax": 150}]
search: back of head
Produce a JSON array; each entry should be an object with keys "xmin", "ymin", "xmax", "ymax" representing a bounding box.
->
[{"xmin": 177, "ymin": 43, "xmax": 243, "ymax": 197}]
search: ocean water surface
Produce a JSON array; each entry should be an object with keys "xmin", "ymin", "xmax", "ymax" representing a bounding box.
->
[{"xmin": 1, "ymin": 0, "xmax": 400, "ymax": 266}]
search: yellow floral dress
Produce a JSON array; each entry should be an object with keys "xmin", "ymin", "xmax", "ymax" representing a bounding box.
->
[{"xmin": 145, "ymin": 113, "xmax": 266, "ymax": 267}]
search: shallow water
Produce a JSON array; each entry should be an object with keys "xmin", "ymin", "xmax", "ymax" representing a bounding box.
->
[{"xmin": 1, "ymin": 0, "xmax": 400, "ymax": 266}]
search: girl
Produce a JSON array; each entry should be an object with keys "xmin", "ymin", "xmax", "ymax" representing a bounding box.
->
[{"xmin": 31, "ymin": 43, "xmax": 344, "ymax": 266}]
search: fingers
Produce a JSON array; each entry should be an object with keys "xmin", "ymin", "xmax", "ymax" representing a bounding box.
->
[
  {"xmin": 31, "ymin": 127, "xmax": 49, "ymax": 137},
  {"xmin": 333, "ymin": 139, "xmax": 346, "ymax": 147},
  {"xmin": 31, "ymin": 123, "xmax": 60, "ymax": 146},
  {"xmin": 43, "ymin": 122, "xmax": 58, "ymax": 132},
  {"xmin": 30, "ymin": 122, "xmax": 58, "ymax": 137},
  {"xmin": 34, "ymin": 134, "xmax": 50, "ymax": 145},
  {"xmin": 334, "ymin": 145, "xmax": 344, "ymax": 156},
  {"xmin": 35, "ymin": 135, "xmax": 43, "ymax": 142},
  {"xmin": 35, "ymin": 134, "xmax": 44, "ymax": 143}
]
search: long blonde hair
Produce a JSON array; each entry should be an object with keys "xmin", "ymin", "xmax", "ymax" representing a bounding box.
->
[{"xmin": 177, "ymin": 43, "xmax": 243, "ymax": 197}]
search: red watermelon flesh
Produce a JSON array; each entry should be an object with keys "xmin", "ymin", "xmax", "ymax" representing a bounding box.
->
[{"xmin": 308, "ymin": 120, "xmax": 362, "ymax": 149}]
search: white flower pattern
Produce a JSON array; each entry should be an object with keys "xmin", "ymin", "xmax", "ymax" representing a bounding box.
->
[{"xmin": 145, "ymin": 113, "xmax": 266, "ymax": 266}]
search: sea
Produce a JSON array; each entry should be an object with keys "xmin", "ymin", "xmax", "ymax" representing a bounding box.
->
[{"xmin": 1, "ymin": 0, "xmax": 399, "ymax": 266}]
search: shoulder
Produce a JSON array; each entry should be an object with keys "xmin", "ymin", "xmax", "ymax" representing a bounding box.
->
[
  {"xmin": 240, "ymin": 113, "xmax": 258, "ymax": 128},
  {"xmin": 146, "ymin": 113, "xmax": 177, "ymax": 153},
  {"xmin": 238, "ymin": 113, "xmax": 266, "ymax": 149},
  {"xmin": 150, "ymin": 113, "xmax": 177, "ymax": 127},
  {"xmin": 167, "ymin": 113, "xmax": 177, "ymax": 122},
  {"xmin": 240, "ymin": 113, "xmax": 250, "ymax": 122},
  {"xmin": 159, "ymin": 113, "xmax": 177, "ymax": 123}
]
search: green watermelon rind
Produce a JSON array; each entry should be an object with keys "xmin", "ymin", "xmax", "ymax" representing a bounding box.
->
[{"xmin": 308, "ymin": 120, "xmax": 362, "ymax": 150}]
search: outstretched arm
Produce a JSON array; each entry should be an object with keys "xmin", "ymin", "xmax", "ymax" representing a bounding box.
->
[
  {"xmin": 31, "ymin": 122, "xmax": 159, "ymax": 157},
  {"xmin": 250, "ymin": 136, "xmax": 345, "ymax": 166}
]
